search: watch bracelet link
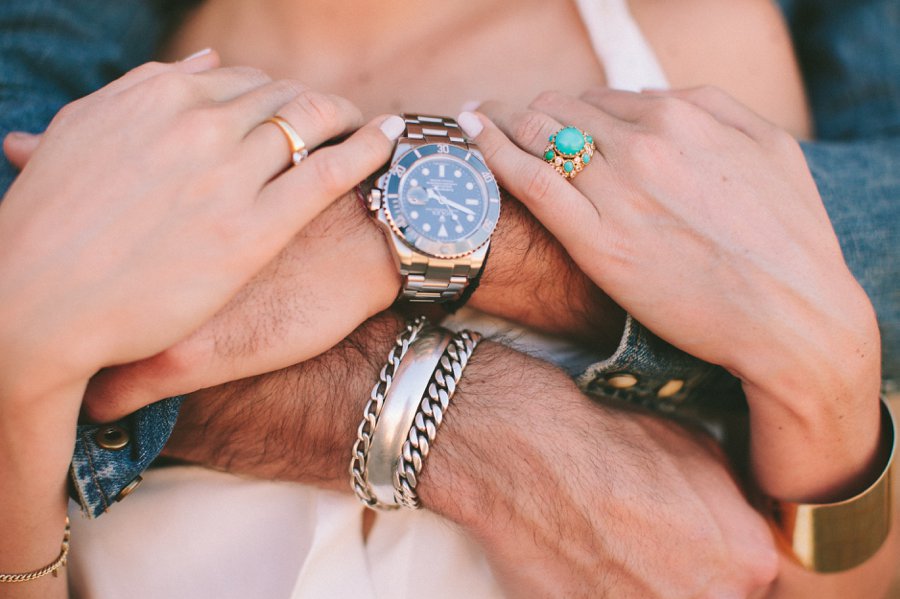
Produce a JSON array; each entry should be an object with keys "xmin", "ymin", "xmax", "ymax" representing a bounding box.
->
[
  {"xmin": 403, "ymin": 255, "xmax": 475, "ymax": 302},
  {"xmin": 402, "ymin": 113, "xmax": 470, "ymax": 148},
  {"xmin": 396, "ymin": 114, "xmax": 487, "ymax": 303}
]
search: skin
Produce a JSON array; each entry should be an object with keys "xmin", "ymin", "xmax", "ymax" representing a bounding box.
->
[
  {"xmin": 1, "ymin": 0, "xmax": 890, "ymax": 597},
  {"xmin": 461, "ymin": 88, "xmax": 888, "ymax": 596},
  {"xmin": 0, "ymin": 54, "xmax": 402, "ymax": 599},
  {"xmin": 165, "ymin": 312, "xmax": 781, "ymax": 598}
]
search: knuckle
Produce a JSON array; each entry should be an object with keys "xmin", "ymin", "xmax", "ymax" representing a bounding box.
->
[
  {"xmin": 311, "ymin": 150, "xmax": 348, "ymax": 193},
  {"xmin": 50, "ymin": 99, "xmax": 85, "ymax": 126},
  {"xmin": 128, "ymin": 60, "xmax": 169, "ymax": 80},
  {"xmin": 688, "ymin": 84, "xmax": 727, "ymax": 103},
  {"xmin": 291, "ymin": 89, "xmax": 340, "ymax": 127},
  {"xmin": 628, "ymin": 130, "xmax": 670, "ymax": 165},
  {"xmin": 176, "ymin": 108, "xmax": 230, "ymax": 149},
  {"xmin": 529, "ymin": 89, "xmax": 564, "ymax": 109},
  {"xmin": 355, "ymin": 129, "xmax": 390, "ymax": 163},
  {"xmin": 512, "ymin": 110, "xmax": 553, "ymax": 149},
  {"xmin": 767, "ymin": 125, "xmax": 801, "ymax": 155},
  {"xmin": 476, "ymin": 135, "xmax": 502, "ymax": 165},
  {"xmin": 519, "ymin": 161, "xmax": 557, "ymax": 205},
  {"xmin": 144, "ymin": 71, "xmax": 197, "ymax": 102},
  {"xmin": 228, "ymin": 65, "xmax": 272, "ymax": 87},
  {"xmin": 272, "ymin": 78, "xmax": 308, "ymax": 99},
  {"xmin": 649, "ymin": 97, "xmax": 697, "ymax": 130}
]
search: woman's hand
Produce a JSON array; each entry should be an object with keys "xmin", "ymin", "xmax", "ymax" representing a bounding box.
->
[
  {"xmin": 460, "ymin": 87, "xmax": 881, "ymax": 503},
  {"xmin": 0, "ymin": 54, "xmax": 401, "ymax": 410},
  {"xmin": 0, "ymin": 54, "xmax": 401, "ymax": 596}
]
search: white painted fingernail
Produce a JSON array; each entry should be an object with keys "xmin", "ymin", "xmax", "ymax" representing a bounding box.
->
[
  {"xmin": 460, "ymin": 100, "xmax": 482, "ymax": 112},
  {"xmin": 457, "ymin": 111, "xmax": 483, "ymax": 138},
  {"xmin": 180, "ymin": 47, "xmax": 212, "ymax": 62},
  {"xmin": 379, "ymin": 115, "xmax": 405, "ymax": 140}
]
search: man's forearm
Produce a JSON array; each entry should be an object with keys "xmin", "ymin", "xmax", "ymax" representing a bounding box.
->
[
  {"xmin": 345, "ymin": 188, "xmax": 625, "ymax": 351},
  {"xmin": 165, "ymin": 312, "xmax": 778, "ymax": 597},
  {"xmin": 164, "ymin": 310, "xmax": 574, "ymax": 500},
  {"xmin": 468, "ymin": 194, "xmax": 625, "ymax": 352},
  {"xmin": 163, "ymin": 311, "xmax": 405, "ymax": 489}
]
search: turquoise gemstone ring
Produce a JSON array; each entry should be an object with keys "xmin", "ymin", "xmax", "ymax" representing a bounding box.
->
[{"xmin": 542, "ymin": 126, "xmax": 596, "ymax": 180}]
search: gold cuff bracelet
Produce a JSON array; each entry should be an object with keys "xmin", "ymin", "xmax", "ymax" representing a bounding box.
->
[{"xmin": 767, "ymin": 399, "xmax": 895, "ymax": 573}]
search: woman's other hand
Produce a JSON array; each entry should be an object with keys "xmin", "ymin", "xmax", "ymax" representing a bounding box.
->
[
  {"xmin": 0, "ymin": 53, "xmax": 401, "ymax": 411},
  {"xmin": 462, "ymin": 88, "xmax": 881, "ymax": 503}
]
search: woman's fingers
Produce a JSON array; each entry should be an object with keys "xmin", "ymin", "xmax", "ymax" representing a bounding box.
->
[
  {"xmin": 91, "ymin": 49, "xmax": 220, "ymax": 99},
  {"xmin": 643, "ymin": 86, "xmax": 781, "ymax": 143},
  {"xmin": 456, "ymin": 111, "xmax": 600, "ymax": 241},
  {"xmin": 239, "ymin": 89, "xmax": 365, "ymax": 179},
  {"xmin": 251, "ymin": 114, "xmax": 403, "ymax": 244},
  {"xmin": 478, "ymin": 100, "xmax": 565, "ymax": 155},
  {"xmin": 190, "ymin": 65, "xmax": 275, "ymax": 102},
  {"xmin": 578, "ymin": 87, "xmax": 657, "ymax": 123},
  {"xmin": 3, "ymin": 132, "xmax": 41, "ymax": 169}
]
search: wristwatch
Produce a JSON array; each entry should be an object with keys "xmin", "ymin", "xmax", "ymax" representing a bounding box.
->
[{"xmin": 367, "ymin": 114, "xmax": 501, "ymax": 302}]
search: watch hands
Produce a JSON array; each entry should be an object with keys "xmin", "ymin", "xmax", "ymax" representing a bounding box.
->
[
  {"xmin": 426, "ymin": 187, "xmax": 459, "ymax": 219},
  {"xmin": 426, "ymin": 187, "xmax": 475, "ymax": 216}
]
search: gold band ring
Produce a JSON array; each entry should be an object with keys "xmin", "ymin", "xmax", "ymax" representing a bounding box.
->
[{"xmin": 267, "ymin": 116, "xmax": 309, "ymax": 166}]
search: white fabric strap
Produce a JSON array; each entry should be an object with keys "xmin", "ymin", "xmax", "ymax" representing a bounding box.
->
[{"xmin": 574, "ymin": 0, "xmax": 670, "ymax": 91}]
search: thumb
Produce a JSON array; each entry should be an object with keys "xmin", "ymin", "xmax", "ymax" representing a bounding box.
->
[{"xmin": 3, "ymin": 131, "xmax": 43, "ymax": 170}]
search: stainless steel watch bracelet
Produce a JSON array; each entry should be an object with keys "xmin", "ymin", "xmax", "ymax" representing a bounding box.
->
[
  {"xmin": 402, "ymin": 113, "xmax": 470, "ymax": 147},
  {"xmin": 395, "ymin": 114, "xmax": 487, "ymax": 302}
]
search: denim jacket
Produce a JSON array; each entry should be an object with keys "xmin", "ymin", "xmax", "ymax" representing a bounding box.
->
[{"xmin": 2, "ymin": 0, "xmax": 898, "ymax": 519}]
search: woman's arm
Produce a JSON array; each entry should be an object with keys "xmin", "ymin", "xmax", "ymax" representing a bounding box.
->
[
  {"xmin": 467, "ymin": 85, "xmax": 892, "ymax": 594},
  {"xmin": 0, "ymin": 53, "xmax": 398, "ymax": 596},
  {"xmin": 631, "ymin": 0, "xmax": 811, "ymax": 138}
]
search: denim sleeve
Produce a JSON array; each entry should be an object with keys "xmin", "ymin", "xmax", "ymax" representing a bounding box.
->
[
  {"xmin": 785, "ymin": 0, "xmax": 900, "ymax": 384},
  {"xmin": 804, "ymin": 140, "xmax": 900, "ymax": 386},
  {"xmin": 0, "ymin": 0, "xmax": 183, "ymax": 518}
]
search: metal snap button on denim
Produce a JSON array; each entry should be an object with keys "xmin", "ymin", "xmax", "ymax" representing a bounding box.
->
[
  {"xmin": 95, "ymin": 425, "xmax": 130, "ymax": 450},
  {"xmin": 116, "ymin": 476, "xmax": 143, "ymax": 502},
  {"xmin": 657, "ymin": 379, "xmax": 685, "ymax": 398},
  {"xmin": 606, "ymin": 374, "xmax": 639, "ymax": 389}
]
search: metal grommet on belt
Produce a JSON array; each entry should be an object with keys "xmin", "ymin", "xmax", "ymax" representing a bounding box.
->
[
  {"xmin": 116, "ymin": 476, "xmax": 143, "ymax": 502},
  {"xmin": 95, "ymin": 425, "xmax": 130, "ymax": 450}
]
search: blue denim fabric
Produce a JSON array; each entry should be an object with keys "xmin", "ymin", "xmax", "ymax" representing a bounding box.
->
[
  {"xmin": 578, "ymin": 316, "xmax": 742, "ymax": 410},
  {"xmin": 803, "ymin": 140, "xmax": 900, "ymax": 384},
  {"xmin": 70, "ymin": 397, "xmax": 183, "ymax": 516},
  {"xmin": 779, "ymin": 0, "xmax": 900, "ymax": 384},
  {"xmin": 0, "ymin": 0, "xmax": 897, "ymax": 517}
]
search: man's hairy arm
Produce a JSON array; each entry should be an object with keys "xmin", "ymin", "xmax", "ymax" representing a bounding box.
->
[
  {"xmin": 83, "ymin": 187, "xmax": 624, "ymax": 417},
  {"xmin": 469, "ymin": 192, "xmax": 625, "ymax": 350},
  {"xmin": 165, "ymin": 312, "xmax": 776, "ymax": 598}
]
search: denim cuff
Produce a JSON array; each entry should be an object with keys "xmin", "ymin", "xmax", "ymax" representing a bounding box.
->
[
  {"xmin": 577, "ymin": 315, "xmax": 741, "ymax": 411},
  {"xmin": 70, "ymin": 396, "xmax": 183, "ymax": 518}
]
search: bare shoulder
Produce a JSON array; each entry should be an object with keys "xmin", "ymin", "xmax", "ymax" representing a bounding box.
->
[{"xmin": 629, "ymin": 0, "xmax": 811, "ymax": 138}]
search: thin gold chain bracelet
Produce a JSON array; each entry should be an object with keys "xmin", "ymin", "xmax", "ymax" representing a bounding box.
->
[{"xmin": 0, "ymin": 516, "xmax": 70, "ymax": 584}]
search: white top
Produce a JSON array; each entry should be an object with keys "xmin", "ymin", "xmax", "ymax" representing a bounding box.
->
[
  {"xmin": 69, "ymin": 2, "xmax": 669, "ymax": 597},
  {"xmin": 575, "ymin": 0, "xmax": 669, "ymax": 92}
]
